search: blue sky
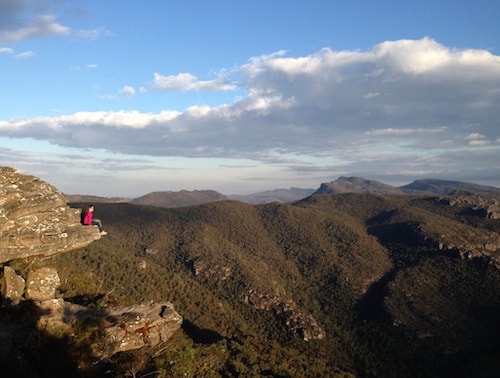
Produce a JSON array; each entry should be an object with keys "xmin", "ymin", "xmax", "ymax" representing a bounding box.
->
[{"xmin": 1, "ymin": 1, "xmax": 499, "ymax": 196}]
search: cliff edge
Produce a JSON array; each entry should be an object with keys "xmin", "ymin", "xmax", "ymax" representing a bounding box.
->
[
  {"xmin": 0, "ymin": 167, "xmax": 182, "ymax": 374},
  {"xmin": 0, "ymin": 167, "xmax": 101, "ymax": 264}
]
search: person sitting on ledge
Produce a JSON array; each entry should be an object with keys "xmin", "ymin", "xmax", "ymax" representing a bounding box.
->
[{"xmin": 83, "ymin": 204, "xmax": 108, "ymax": 235}]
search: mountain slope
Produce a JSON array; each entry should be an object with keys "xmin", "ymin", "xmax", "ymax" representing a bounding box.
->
[
  {"xmin": 131, "ymin": 189, "xmax": 228, "ymax": 208},
  {"xmin": 228, "ymin": 187, "xmax": 315, "ymax": 204},
  {"xmin": 315, "ymin": 176, "xmax": 405, "ymax": 195},
  {"xmin": 46, "ymin": 192, "xmax": 500, "ymax": 377},
  {"xmin": 401, "ymin": 178, "xmax": 500, "ymax": 194}
]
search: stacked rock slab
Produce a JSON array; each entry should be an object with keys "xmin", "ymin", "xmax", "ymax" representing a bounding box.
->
[
  {"xmin": 0, "ymin": 167, "xmax": 183, "ymax": 364},
  {"xmin": 0, "ymin": 167, "xmax": 101, "ymax": 263}
]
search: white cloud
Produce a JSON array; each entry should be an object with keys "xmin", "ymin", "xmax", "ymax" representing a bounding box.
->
[
  {"xmin": 467, "ymin": 133, "xmax": 485, "ymax": 140},
  {"xmin": 74, "ymin": 27, "xmax": 111, "ymax": 40},
  {"xmin": 0, "ymin": 47, "xmax": 34, "ymax": 58},
  {"xmin": 364, "ymin": 92, "xmax": 380, "ymax": 99},
  {"xmin": 1, "ymin": 38, "xmax": 499, "ymax": 187},
  {"xmin": 120, "ymin": 85, "xmax": 136, "ymax": 98},
  {"xmin": 366, "ymin": 128, "xmax": 446, "ymax": 136},
  {"xmin": 14, "ymin": 50, "xmax": 35, "ymax": 58},
  {"xmin": 153, "ymin": 72, "xmax": 237, "ymax": 91},
  {"xmin": 0, "ymin": 14, "xmax": 69, "ymax": 41},
  {"xmin": 0, "ymin": 47, "xmax": 14, "ymax": 54},
  {"xmin": 469, "ymin": 140, "xmax": 490, "ymax": 146},
  {"xmin": 466, "ymin": 132, "xmax": 493, "ymax": 147},
  {"xmin": 0, "ymin": 1, "xmax": 107, "ymax": 42},
  {"xmin": 71, "ymin": 63, "xmax": 98, "ymax": 71}
]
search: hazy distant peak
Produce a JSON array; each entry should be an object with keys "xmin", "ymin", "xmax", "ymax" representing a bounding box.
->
[
  {"xmin": 315, "ymin": 177, "xmax": 404, "ymax": 195},
  {"xmin": 130, "ymin": 190, "xmax": 228, "ymax": 208},
  {"xmin": 228, "ymin": 187, "xmax": 315, "ymax": 204},
  {"xmin": 400, "ymin": 178, "xmax": 500, "ymax": 195}
]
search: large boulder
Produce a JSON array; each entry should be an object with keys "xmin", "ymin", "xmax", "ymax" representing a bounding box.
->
[
  {"xmin": 36, "ymin": 299, "xmax": 183, "ymax": 359},
  {"xmin": 0, "ymin": 167, "xmax": 101, "ymax": 264},
  {"xmin": 0, "ymin": 266, "xmax": 25, "ymax": 304},
  {"xmin": 25, "ymin": 267, "xmax": 61, "ymax": 301}
]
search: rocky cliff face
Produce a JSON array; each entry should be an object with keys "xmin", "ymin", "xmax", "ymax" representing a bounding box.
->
[
  {"xmin": 0, "ymin": 167, "xmax": 101, "ymax": 263},
  {"xmin": 0, "ymin": 167, "xmax": 183, "ymax": 372},
  {"xmin": 446, "ymin": 191, "xmax": 500, "ymax": 219}
]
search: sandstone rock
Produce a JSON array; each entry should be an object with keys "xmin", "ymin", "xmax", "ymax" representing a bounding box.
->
[
  {"xmin": 447, "ymin": 192, "xmax": 500, "ymax": 219},
  {"xmin": 94, "ymin": 302, "xmax": 183, "ymax": 358},
  {"xmin": 0, "ymin": 167, "xmax": 183, "ymax": 365},
  {"xmin": 242, "ymin": 288, "xmax": 325, "ymax": 341},
  {"xmin": 36, "ymin": 300, "xmax": 183, "ymax": 359},
  {"xmin": 0, "ymin": 167, "xmax": 101, "ymax": 264},
  {"xmin": 25, "ymin": 267, "xmax": 61, "ymax": 301},
  {"xmin": 0, "ymin": 266, "xmax": 25, "ymax": 304}
]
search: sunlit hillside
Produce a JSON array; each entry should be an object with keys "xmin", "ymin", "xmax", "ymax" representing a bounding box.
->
[{"xmin": 36, "ymin": 192, "xmax": 500, "ymax": 377}]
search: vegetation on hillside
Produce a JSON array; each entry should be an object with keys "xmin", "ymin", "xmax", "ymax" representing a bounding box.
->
[{"xmin": 18, "ymin": 193, "xmax": 500, "ymax": 376}]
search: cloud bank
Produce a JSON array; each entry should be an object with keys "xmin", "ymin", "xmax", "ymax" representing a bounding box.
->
[{"xmin": 1, "ymin": 38, "xmax": 499, "ymax": 188}]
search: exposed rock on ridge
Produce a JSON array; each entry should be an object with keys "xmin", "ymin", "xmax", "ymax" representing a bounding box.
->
[
  {"xmin": 446, "ymin": 191, "xmax": 500, "ymax": 219},
  {"xmin": 242, "ymin": 288, "xmax": 325, "ymax": 341},
  {"xmin": 37, "ymin": 299, "xmax": 183, "ymax": 359},
  {"xmin": 0, "ymin": 167, "xmax": 101, "ymax": 264},
  {"xmin": 1, "ymin": 167, "xmax": 183, "ymax": 368},
  {"xmin": 191, "ymin": 258, "xmax": 324, "ymax": 341}
]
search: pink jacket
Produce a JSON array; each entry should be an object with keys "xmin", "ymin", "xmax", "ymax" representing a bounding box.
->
[{"xmin": 83, "ymin": 211, "xmax": 93, "ymax": 225}]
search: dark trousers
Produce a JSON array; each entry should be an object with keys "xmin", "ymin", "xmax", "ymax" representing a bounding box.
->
[{"xmin": 92, "ymin": 219, "xmax": 103, "ymax": 232}]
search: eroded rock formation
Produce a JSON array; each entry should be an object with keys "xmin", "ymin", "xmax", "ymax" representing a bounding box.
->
[
  {"xmin": 0, "ymin": 167, "xmax": 101, "ymax": 263},
  {"xmin": 242, "ymin": 288, "xmax": 325, "ymax": 341},
  {"xmin": 37, "ymin": 299, "xmax": 182, "ymax": 359},
  {"xmin": 0, "ymin": 167, "xmax": 183, "ymax": 366}
]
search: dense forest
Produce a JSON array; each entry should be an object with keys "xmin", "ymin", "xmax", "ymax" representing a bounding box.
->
[{"xmin": 12, "ymin": 192, "xmax": 500, "ymax": 377}]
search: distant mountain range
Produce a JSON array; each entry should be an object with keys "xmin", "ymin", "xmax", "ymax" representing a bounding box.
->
[
  {"xmin": 228, "ymin": 187, "xmax": 316, "ymax": 204},
  {"xmin": 131, "ymin": 190, "xmax": 227, "ymax": 208},
  {"xmin": 65, "ymin": 177, "xmax": 500, "ymax": 208}
]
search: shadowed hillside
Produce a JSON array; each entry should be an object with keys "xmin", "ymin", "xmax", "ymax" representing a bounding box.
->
[{"xmin": 41, "ymin": 193, "xmax": 500, "ymax": 376}]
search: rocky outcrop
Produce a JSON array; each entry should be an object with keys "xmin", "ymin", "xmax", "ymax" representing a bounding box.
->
[
  {"xmin": 92, "ymin": 302, "xmax": 182, "ymax": 358},
  {"xmin": 25, "ymin": 267, "xmax": 61, "ymax": 301},
  {"xmin": 0, "ymin": 167, "xmax": 101, "ymax": 264},
  {"xmin": 0, "ymin": 266, "xmax": 25, "ymax": 304},
  {"xmin": 446, "ymin": 191, "xmax": 500, "ymax": 219},
  {"xmin": 1, "ymin": 260, "xmax": 182, "ymax": 362},
  {"xmin": 0, "ymin": 167, "xmax": 183, "ymax": 367},
  {"xmin": 37, "ymin": 299, "xmax": 182, "ymax": 359},
  {"xmin": 242, "ymin": 288, "xmax": 325, "ymax": 341},
  {"xmin": 190, "ymin": 257, "xmax": 324, "ymax": 341}
]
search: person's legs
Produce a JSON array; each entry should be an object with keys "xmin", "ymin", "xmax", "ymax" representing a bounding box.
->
[{"xmin": 92, "ymin": 219, "xmax": 103, "ymax": 232}]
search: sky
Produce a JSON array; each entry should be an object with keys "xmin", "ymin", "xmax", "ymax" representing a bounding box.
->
[{"xmin": 1, "ymin": 0, "xmax": 499, "ymax": 197}]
